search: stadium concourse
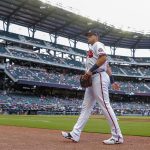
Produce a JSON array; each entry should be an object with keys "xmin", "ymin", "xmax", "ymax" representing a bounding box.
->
[{"xmin": 0, "ymin": 0, "xmax": 150, "ymax": 116}]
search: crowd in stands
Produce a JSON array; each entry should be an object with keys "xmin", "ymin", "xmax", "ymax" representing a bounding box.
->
[
  {"xmin": 110, "ymin": 65, "xmax": 124, "ymax": 75},
  {"xmin": 0, "ymin": 30, "xmax": 86, "ymax": 56},
  {"xmin": 0, "ymin": 30, "xmax": 150, "ymax": 65},
  {"xmin": 5, "ymin": 65, "xmax": 150, "ymax": 93},
  {"xmin": 1, "ymin": 32, "xmax": 150, "ymax": 95},
  {"xmin": 0, "ymin": 93, "xmax": 82, "ymax": 114},
  {"xmin": 6, "ymin": 65, "xmax": 80, "ymax": 88},
  {"xmin": 10, "ymin": 49, "xmax": 39, "ymax": 60},
  {"xmin": 109, "ymin": 55, "xmax": 132, "ymax": 62},
  {"xmin": 0, "ymin": 92, "xmax": 149, "ymax": 116},
  {"xmin": 1, "ymin": 46, "xmax": 150, "ymax": 76},
  {"xmin": 139, "ymin": 67, "xmax": 150, "ymax": 76},
  {"xmin": 120, "ymin": 66, "xmax": 142, "ymax": 76},
  {"xmin": 0, "ymin": 29, "xmax": 150, "ymax": 117},
  {"xmin": 0, "ymin": 45, "xmax": 150, "ymax": 73},
  {"xmin": 0, "ymin": 47, "xmax": 85, "ymax": 68},
  {"xmin": 134, "ymin": 57, "xmax": 150, "ymax": 63},
  {"xmin": 118, "ymin": 81, "xmax": 149, "ymax": 93}
]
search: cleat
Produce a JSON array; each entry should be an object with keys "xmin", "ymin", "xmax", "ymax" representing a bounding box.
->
[
  {"xmin": 103, "ymin": 137, "xmax": 124, "ymax": 145},
  {"xmin": 61, "ymin": 131, "xmax": 79, "ymax": 142}
]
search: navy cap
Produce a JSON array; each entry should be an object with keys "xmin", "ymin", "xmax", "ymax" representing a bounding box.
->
[{"xmin": 85, "ymin": 29, "xmax": 99, "ymax": 37}]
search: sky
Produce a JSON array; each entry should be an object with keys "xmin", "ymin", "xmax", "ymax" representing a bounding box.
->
[
  {"xmin": 42, "ymin": 0, "xmax": 150, "ymax": 34},
  {"xmin": 0, "ymin": 0, "xmax": 150, "ymax": 57},
  {"xmin": 39, "ymin": 0, "xmax": 150, "ymax": 57}
]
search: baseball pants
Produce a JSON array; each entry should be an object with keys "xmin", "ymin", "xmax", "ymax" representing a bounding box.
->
[{"xmin": 70, "ymin": 72, "xmax": 123, "ymax": 141}]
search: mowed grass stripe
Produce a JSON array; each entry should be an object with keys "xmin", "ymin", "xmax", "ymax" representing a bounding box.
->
[{"xmin": 0, "ymin": 115, "xmax": 149, "ymax": 136}]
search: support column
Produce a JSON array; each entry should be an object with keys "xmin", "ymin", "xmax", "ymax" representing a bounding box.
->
[
  {"xmin": 74, "ymin": 40, "xmax": 77, "ymax": 48},
  {"xmin": 110, "ymin": 46, "xmax": 113, "ymax": 55},
  {"xmin": 68, "ymin": 39, "xmax": 77, "ymax": 48},
  {"xmin": 113, "ymin": 47, "xmax": 116, "ymax": 55},
  {"xmin": 28, "ymin": 26, "xmax": 36, "ymax": 38},
  {"xmin": 54, "ymin": 32, "xmax": 58, "ymax": 44},
  {"xmin": 82, "ymin": 57, "xmax": 84, "ymax": 62},
  {"xmin": 54, "ymin": 51, "xmax": 56, "ymax": 57},
  {"xmin": 49, "ymin": 33, "xmax": 53, "ymax": 42},
  {"xmin": 68, "ymin": 39, "xmax": 72, "ymax": 47},
  {"xmin": 32, "ymin": 26, "xmax": 36, "ymax": 38},
  {"xmin": 3, "ymin": 18, "xmax": 10, "ymax": 32},
  {"xmin": 6, "ymin": 18, "xmax": 10, "ymax": 32},
  {"xmin": 131, "ymin": 49, "xmax": 135, "ymax": 58}
]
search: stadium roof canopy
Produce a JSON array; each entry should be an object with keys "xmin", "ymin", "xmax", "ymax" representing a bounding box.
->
[{"xmin": 0, "ymin": 0, "xmax": 150, "ymax": 49}]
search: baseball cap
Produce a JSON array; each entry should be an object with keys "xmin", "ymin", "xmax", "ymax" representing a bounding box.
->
[{"xmin": 85, "ymin": 29, "xmax": 99, "ymax": 37}]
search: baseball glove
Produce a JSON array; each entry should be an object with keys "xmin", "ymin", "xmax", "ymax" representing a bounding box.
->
[{"xmin": 80, "ymin": 74, "xmax": 92, "ymax": 88}]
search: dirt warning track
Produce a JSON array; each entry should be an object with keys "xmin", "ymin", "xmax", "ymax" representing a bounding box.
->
[{"xmin": 0, "ymin": 126, "xmax": 149, "ymax": 150}]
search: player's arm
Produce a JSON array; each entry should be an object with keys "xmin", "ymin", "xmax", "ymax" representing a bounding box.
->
[
  {"xmin": 86, "ymin": 55, "xmax": 107, "ymax": 76},
  {"xmin": 96, "ymin": 55, "xmax": 107, "ymax": 67},
  {"xmin": 106, "ymin": 64, "xmax": 120, "ymax": 90},
  {"xmin": 106, "ymin": 63, "xmax": 112, "ymax": 76}
]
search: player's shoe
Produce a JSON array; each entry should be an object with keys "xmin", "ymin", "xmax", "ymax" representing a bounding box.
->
[
  {"xmin": 61, "ymin": 131, "xmax": 79, "ymax": 142},
  {"xmin": 103, "ymin": 137, "xmax": 124, "ymax": 145}
]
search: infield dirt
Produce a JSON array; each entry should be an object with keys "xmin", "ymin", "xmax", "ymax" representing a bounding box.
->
[{"xmin": 0, "ymin": 126, "xmax": 149, "ymax": 150}]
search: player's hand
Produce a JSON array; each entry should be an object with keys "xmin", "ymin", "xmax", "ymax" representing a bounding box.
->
[
  {"xmin": 83, "ymin": 71, "xmax": 92, "ymax": 80},
  {"xmin": 112, "ymin": 82, "xmax": 120, "ymax": 91},
  {"xmin": 86, "ymin": 71, "xmax": 92, "ymax": 76}
]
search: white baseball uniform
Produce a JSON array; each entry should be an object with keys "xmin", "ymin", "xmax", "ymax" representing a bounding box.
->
[{"xmin": 70, "ymin": 41, "xmax": 123, "ymax": 141}]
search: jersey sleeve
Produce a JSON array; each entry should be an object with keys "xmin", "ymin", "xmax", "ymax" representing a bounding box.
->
[{"xmin": 95, "ymin": 43, "xmax": 106, "ymax": 56}]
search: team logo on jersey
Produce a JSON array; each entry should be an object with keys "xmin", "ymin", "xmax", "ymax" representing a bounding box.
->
[
  {"xmin": 87, "ymin": 50, "xmax": 93, "ymax": 58},
  {"xmin": 98, "ymin": 48, "xmax": 103, "ymax": 52}
]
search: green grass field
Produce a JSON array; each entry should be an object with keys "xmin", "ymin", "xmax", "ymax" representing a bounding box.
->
[{"xmin": 0, "ymin": 115, "xmax": 149, "ymax": 137}]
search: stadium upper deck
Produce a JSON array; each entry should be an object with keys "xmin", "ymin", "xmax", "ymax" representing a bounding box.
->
[
  {"xmin": 0, "ymin": 0, "xmax": 150, "ymax": 50},
  {"xmin": 0, "ymin": 30, "xmax": 150, "ymax": 68}
]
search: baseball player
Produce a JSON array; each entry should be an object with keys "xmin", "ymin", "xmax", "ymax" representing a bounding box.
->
[{"xmin": 61, "ymin": 29, "xmax": 123, "ymax": 145}]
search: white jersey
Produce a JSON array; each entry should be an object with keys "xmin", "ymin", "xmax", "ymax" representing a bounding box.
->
[{"xmin": 86, "ymin": 41, "xmax": 107, "ymax": 72}]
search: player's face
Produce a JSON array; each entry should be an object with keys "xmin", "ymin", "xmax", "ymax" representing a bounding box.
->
[{"xmin": 87, "ymin": 35, "xmax": 98, "ymax": 45}]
